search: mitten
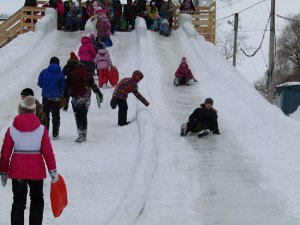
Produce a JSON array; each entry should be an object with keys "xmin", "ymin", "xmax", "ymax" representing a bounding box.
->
[
  {"xmin": 1, "ymin": 174, "xmax": 8, "ymax": 187},
  {"xmin": 49, "ymin": 170, "xmax": 59, "ymax": 183}
]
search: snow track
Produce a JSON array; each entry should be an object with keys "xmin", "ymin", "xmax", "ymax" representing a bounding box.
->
[{"xmin": 1, "ymin": 15, "xmax": 300, "ymax": 225}]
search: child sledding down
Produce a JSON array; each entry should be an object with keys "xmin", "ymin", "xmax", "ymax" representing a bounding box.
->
[
  {"xmin": 93, "ymin": 48, "xmax": 113, "ymax": 87},
  {"xmin": 180, "ymin": 98, "xmax": 220, "ymax": 137},
  {"xmin": 159, "ymin": 19, "xmax": 171, "ymax": 37},
  {"xmin": 174, "ymin": 57, "xmax": 195, "ymax": 86}
]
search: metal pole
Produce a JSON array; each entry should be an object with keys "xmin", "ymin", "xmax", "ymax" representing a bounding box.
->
[
  {"xmin": 267, "ymin": 0, "xmax": 275, "ymax": 102},
  {"xmin": 233, "ymin": 13, "xmax": 239, "ymax": 67}
]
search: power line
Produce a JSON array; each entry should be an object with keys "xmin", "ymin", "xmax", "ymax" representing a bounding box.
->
[
  {"xmin": 276, "ymin": 14, "xmax": 300, "ymax": 23},
  {"xmin": 216, "ymin": 0, "xmax": 246, "ymax": 11},
  {"xmin": 217, "ymin": 0, "xmax": 266, "ymax": 21},
  {"xmin": 241, "ymin": 14, "xmax": 271, "ymax": 57}
]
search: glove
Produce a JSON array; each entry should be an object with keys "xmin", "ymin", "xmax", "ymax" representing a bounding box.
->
[
  {"xmin": 1, "ymin": 174, "xmax": 8, "ymax": 187},
  {"xmin": 213, "ymin": 131, "xmax": 221, "ymax": 135},
  {"xmin": 49, "ymin": 170, "xmax": 59, "ymax": 183}
]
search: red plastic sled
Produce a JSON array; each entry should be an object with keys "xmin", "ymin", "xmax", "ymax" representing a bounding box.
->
[
  {"xmin": 108, "ymin": 66, "xmax": 119, "ymax": 87},
  {"xmin": 50, "ymin": 175, "xmax": 68, "ymax": 218}
]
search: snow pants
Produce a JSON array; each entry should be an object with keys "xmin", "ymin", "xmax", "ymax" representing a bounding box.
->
[
  {"xmin": 71, "ymin": 97, "xmax": 91, "ymax": 135},
  {"xmin": 187, "ymin": 119, "xmax": 210, "ymax": 133},
  {"xmin": 97, "ymin": 69, "xmax": 109, "ymax": 87},
  {"xmin": 11, "ymin": 179, "xmax": 44, "ymax": 225},
  {"xmin": 116, "ymin": 97, "xmax": 128, "ymax": 125},
  {"xmin": 42, "ymin": 98, "xmax": 60, "ymax": 137}
]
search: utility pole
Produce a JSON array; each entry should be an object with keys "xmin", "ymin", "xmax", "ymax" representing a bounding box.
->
[
  {"xmin": 233, "ymin": 13, "xmax": 239, "ymax": 67},
  {"xmin": 267, "ymin": 0, "xmax": 275, "ymax": 102}
]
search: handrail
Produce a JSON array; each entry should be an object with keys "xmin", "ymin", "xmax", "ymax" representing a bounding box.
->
[{"xmin": 0, "ymin": 2, "xmax": 48, "ymax": 48}]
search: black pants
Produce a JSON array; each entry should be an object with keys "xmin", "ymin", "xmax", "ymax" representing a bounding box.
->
[
  {"xmin": 71, "ymin": 97, "xmax": 90, "ymax": 134},
  {"xmin": 116, "ymin": 98, "xmax": 128, "ymax": 125},
  {"xmin": 42, "ymin": 98, "xmax": 60, "ymax": 137},
  {"xmin": 11, "ymin": 179, "xmax": 44, "ymax": 225},
  {"xmin": 82, "ymin": 61, "xmax": 95, "ymax": 76},
  {"xmin": 187, "ymin": 120, "xmax": 210, "ymax": 133},
  {"xmin": 168, "ymin": 16, "xmax": 173, "ymax": 30}
]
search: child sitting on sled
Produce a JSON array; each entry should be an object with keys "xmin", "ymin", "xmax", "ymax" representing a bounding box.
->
[{"xmin": 174, "ymin": 57, "xmax": 196, "ymax": 86}]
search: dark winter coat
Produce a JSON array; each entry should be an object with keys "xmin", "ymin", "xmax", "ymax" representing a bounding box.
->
[
  {"xmin": 63, "ymin": 60, "xmax": 78, "ymax": 95},
  {"xmin": 38, "ymin": 64, "xmax": 65, "ymax": 99},
  {"xmin": 159, "ymin": 0, "xmax": 176, "ymax": 19},
  {"xmin": 69, "ymin": 64, "xmax": 101, "ymax": 98},
  {"xmin": 189, "ymin": 104, "xmax": 219, "ymax": 133},
  {"xmin": 180, "ymin": 0, "xmax": 195, "ymax": 11}
]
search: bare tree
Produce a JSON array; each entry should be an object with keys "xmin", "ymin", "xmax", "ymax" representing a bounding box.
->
[{"xmin": 216, "ymin": 26, "xmax": 251, "ymax": 65}]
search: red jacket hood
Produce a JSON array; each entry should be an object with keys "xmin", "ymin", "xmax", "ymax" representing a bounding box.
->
[
  {"xmin": 81, "ymin": 36, "xmax": 92, "ymax": 44},
  {"xmin": 12, "ymin": 114, "xmax": 41, "ymax": 132}
]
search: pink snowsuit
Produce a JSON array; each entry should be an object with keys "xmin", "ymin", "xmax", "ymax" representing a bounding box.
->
[
  {"xmin": 94, "ymin": 49, "xmax": 113, "ymax": 87},
  {"xmin": 78, "ymin": 36, "xmax": 97, "ymax": 62}
]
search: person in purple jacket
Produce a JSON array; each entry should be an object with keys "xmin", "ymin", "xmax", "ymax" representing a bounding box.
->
[{"xmin": 94, "ymin": 49, "xmax": 113, "ymax": 87}]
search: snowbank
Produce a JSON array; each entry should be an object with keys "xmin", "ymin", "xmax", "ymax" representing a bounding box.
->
[
  {"xmin": 178, "ymin": 13, "xmax": 204, "ymax": 40},
  {"xmin": 35, "ymin": 8, "xmax": 57, "ymax": 34}
]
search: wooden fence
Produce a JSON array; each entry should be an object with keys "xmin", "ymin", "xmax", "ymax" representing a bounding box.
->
[
  {"xmin": 0, "ymin": 1, "xmax": 48, "ymax": 48},
  {"xmin": 173, "ymin": 1, "xmax": 216, "ymax": 44}
]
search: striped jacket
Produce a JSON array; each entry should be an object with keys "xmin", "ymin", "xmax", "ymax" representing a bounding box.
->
[
  {"xmin": 0, "ymin": 114, "xmax": 56, "ymax": 180},
  {"xmin": 113, "ymin": 78, "xmax": 149, "ymax": 106}
]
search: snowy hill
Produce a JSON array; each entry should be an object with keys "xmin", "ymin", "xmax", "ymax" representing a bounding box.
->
[{"xmin": 1, "ymin": 9, "xmax": 300, "ymax": 225}]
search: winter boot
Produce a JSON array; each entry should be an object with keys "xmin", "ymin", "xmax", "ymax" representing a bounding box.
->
[
  {"xmin": 186, "ymin": 79, "xmax": 192, "ymax": 86},
  {"xmin": 174, "ymin": 78, "xmax": 179, "ymax": 86},
  {"xmin": 53, "ymin": 127, "xmax": 59, "ymax": 140},
  {"xmin": 197, "ymin": 129, "xmax": 210, "ymax": 138},
  {"xmin": 75, "ymin": 132, "xmax": 86, "ymax": 143},
  {"xmin": 180, "ymin": 123, "xmax": 188, "ymax": 136}
]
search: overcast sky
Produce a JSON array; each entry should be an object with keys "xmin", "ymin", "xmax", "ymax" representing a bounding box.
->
[{"xmin": 1, "ymin": 0, "xmax": 300, "ymax": 83}]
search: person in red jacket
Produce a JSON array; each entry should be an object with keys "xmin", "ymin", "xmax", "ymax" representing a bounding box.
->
[
  {"xmin": 0, "ymin": 96, "xmax": 58, "ymax": 225},
  {"xmin": 174, "ymin": 57, "xmax": 195, "ymax": 86},
  {"xmin": 111, "ymin": 70, "xmax": 149, "ymax": 126}
]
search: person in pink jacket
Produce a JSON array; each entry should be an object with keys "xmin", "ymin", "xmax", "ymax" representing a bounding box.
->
[
  {"xmin": 0, "ymin": 96, "xmax": 58, "ymax": 225},
  {"xmin": 94, "ymin": 49, "xmax": 113, "ymax": 87},
  {"xmin": 174, "ymin": 57, "xmax": 195, "ymax": 86},
  {"xmin": 78, "ymin": 36, "xmax": 97, "ymax": 75}
]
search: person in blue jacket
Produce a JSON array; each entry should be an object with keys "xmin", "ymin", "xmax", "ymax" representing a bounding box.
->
[{"xmin": 38, "ymin": 56, "xmax": 65, "ymax": 139}]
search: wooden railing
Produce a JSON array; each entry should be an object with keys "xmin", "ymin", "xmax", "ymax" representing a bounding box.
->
[
  {"xmin": 173, "ymin": 1, "xmax": 216, "ymax": 44},
  {"xmin": 0, "ymin": 1, "xmax": 48, "ymax": 48}
]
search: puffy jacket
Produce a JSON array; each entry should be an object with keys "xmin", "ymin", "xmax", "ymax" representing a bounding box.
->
[
  {"xmin": 175, "ymin": 63, "xmax": 194, "ymax": 79},
  {"xmin": 113, "ymin": 72, "xmax": 149, "ymax": 106},
  {"xmin": 94, "ymin": 49, "xmax": 112, "ymax": 70},
  {"xmin": 96, "ymin": 15, "xmax": 111, "ymax": 39},
  {"xmin": 189, "ymin": 104, "xmax": 219, "ymax": 133},
  {"xmin": 69, "ymin": 64, "xmax": 101, "ymax": 98},
  {"xmin": 0, "ymin": 114, "xmax": 56, "ymax": 179},
  {"xmin": 38, "ymin": 64, "xmax": 65, "ymax": 99},
  {"xmin": 78, "ymin": 36, "xmax": 97, "ymax": 62}
]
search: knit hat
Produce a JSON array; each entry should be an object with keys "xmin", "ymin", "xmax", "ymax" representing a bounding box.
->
[
  {"xmin": 181, "ymin": 57, "xmax": 187, "ymax": 64},
  {"xmin": 20, "ymin": 88, "xmax": 34, "ymax": 97},
  {"xmin": 132, "ymin": 70, "xmax": 144, "ymax": 82},
  {"xmin": 89, "ymin": 31, "xmax": 96, "ymax": 40},
  {"xmin": 204, "ymin": 97, "xmax": 214, "ymax": 104},
  {"xmin": 50, "ymin": 56, "xmax": 60, "ymax": 65},
  {"xmin": 162, "ymin": 19, "xmax": 169, "ymax": 24},
  {"xmin": 69, "ymin": 52, "xmax": 79, "ymax": 62},
  {"xmin": 18, "ymin": 96, "xmax": 36, "ymax": 114}
]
